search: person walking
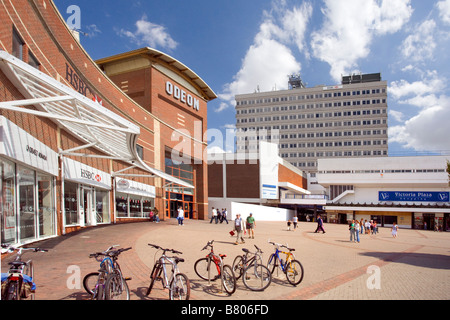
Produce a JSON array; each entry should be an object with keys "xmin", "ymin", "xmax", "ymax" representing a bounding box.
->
[
  {"xmin": 360, "ymin": 218, "xmax": 365, "ymax": 235},
  {"xmin": 210, "ymin": 207, "xmax": 218, "ymax": 224},
  {"xmin": 234, "ymin": 214, "xmax": 246, "ymax": 245},
  {"xmin": 391, "ymin": 222, "xmax": 398, "ymax": 238},
  {"xmin": 222, "ymin": 208, "xmax": 229, "ymax": 224},
  {"xmin": 355, "ymin": 220, "xmax": 360, "ymax": 243},
  {"xmin": 177, "ymin": 206, "xmax": 184, "ymax": 226},
  {"xmin": 373, "ymin": 221, "xmax": 378, "ymax": 235},
  {"xmin": 349, "ymin": 220, "xmax": 355, "ymax": 242},
  {"xmin": 314, "ymin": 214, "xmax": 326, "ymax": 233},
  {"xmin": 246, "ymin": 213, "xmax": 256, "ymax": 239},
  {"xmin": 293, "ymin": 216, "xmax": 298, "ymax": 230}
]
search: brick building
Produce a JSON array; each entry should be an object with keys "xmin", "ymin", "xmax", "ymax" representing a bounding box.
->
[{"xmin": 0, "ymin": 0, "xmax": 215, "ymax": 246}]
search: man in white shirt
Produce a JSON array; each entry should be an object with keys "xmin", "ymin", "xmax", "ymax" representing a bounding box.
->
[
  {"xmin": 177, "ymin": 206, "xmax": 184, "ymax": 226},
  {"xmin": 210, "ymin": 207, "xmax": 218, "ymax": 224}
]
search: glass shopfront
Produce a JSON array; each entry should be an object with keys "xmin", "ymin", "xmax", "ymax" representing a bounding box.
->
[
  {"xmin": 63, "ymin": 158, "xmax": 111, "ymax": 228},
  {"xmin": 0, "ymin": 158, "xmax": 56, "ymax": 245},
  {"xmin": 115, "ymin": 178, "xmax": 155, "ymax": 219}
]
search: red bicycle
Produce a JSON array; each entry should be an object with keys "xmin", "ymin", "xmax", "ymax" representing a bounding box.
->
[{"xmin": 193, "ymin": 240, "xmax": 236, "ymax": 295}]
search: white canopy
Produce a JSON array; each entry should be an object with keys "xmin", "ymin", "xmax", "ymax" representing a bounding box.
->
[{"xmin": 0, "ymin": 50, "xmax": 193, "ymax": 189}]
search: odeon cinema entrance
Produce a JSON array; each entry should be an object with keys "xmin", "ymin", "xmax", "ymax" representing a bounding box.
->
[{"xmin": 164, "ymin": 154, "xmax": 197, "ymax": 220}]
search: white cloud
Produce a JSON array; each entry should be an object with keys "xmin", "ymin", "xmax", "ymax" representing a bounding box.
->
[
  {"xmin": 389, "ymin": 95, "xmax": 450, "ymax": 151},
  {"xmin": 389, "ymin": 110, "xmax": 405, "ymax": 122},
  {"xmin": 401, "ymin": 19, "xmax": 436, "ymax": 62},
  {"xmin": 437, "ymin": 0, "xmax": 450, "ymax": 25},
  {"xmin": 389, "ymin": 70, "xmax": 445, "ymax": 102},
  {"xmin": 311, "ymin": 0, "xmax": 412, "ymax": 82},
  {"xmin": 218, "ymin": 0, "xmax": 312, "ymax": 109},
  {"xmin": 118, "ymin": 15, "xmax": 178, "ymax": 50}
]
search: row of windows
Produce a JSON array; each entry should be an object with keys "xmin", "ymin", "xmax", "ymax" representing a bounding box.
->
[
  {"xmin": 279, "ymin": 149, "xmax": 387, "ymax": 159},
  {"xmin": 319, "ymin": 168, "xmax": 446, "ymax": 174},
  {"xmin": 237, "ymin": 118, "xmax": 387, "ymax": 127},
  {"xmin": 236, "ymin": 88, "xmax": 386, "ymax": 106},
  {"xmin": 236, "ymin": 99, "xmax": 386, "ymax": 114},
  {"xmin": 278, "ymin": 140, "xmax": 387, "ymax": 149},
  {"xmin": 237, "ymin": 130, "xmax": 387, "ymax": 143},
  {"xmin": 239, "ymin": 109, "xmax": 385, "ymax": 121}
]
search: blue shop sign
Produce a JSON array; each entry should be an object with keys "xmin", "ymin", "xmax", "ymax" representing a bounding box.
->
[{"xmin": 379, "ymin": 191, "xmax": 449, "ymax": 202}]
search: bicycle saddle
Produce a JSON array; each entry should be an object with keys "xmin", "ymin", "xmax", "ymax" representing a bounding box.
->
[
  {"xmin": 219, "ymin": 254, "xmax": 226, "ymax": 258},
  {"xmin": 242, "ymin": 248, "xmax": 250, "ymax": 253},
  {"xmin": 173, "ymin": 257, "xmax": 185, "ymax": 263},
  {"xmin": 9, "ymin": 261, "xmax": 27, "ymax": 266}
]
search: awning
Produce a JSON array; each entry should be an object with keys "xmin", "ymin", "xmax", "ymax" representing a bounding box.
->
[{"xmin": 0, "ymin": 50, "xmax": 193, "ymax": 189}]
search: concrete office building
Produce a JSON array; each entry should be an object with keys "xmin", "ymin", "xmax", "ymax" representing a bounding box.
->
[{"xmin": 235, "ymin": 73, "xmax": 389, "ymax": 174}]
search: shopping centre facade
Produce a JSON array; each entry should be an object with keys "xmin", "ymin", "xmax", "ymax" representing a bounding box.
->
[{"xmin": 0, "ymin": 0, "xmax": 215, "ymax": 246}]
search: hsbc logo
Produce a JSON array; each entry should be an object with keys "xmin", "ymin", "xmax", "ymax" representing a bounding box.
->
[{"xmin": 81, "ymin": 169, "xmax": 102, "ymax": 182}]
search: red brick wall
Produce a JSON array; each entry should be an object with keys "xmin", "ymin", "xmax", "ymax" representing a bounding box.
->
[{"xmin": 278, "ymin": 164, "xmax": 307, "ymax": 189}]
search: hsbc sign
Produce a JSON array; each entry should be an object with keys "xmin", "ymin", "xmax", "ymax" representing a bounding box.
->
[
  {"xmin": 63, "ymin": 157, "xmax": 111, "ymax": 189},
  {"xmin": 165, "ymin": 81, "xmax": 200, "ymax": 111}
]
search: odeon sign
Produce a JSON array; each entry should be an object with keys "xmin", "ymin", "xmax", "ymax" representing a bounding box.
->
[{"xmin": 165, "ymin": 81, "xmax": 200, "ymax": 111}]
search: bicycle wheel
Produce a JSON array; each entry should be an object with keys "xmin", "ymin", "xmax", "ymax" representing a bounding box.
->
[
  {"xmin": 146, "ymin": 264, "xmax": 162, "ymax": 296},
  {"xmin": 105, "ymin": 273, "xmax": 130, "ymax": 300},
  {"xmin": 267, "ymin": 254, "xmax": 277, "ymax": 274},
  {"xmin": 83, "ymin": 272, "xmax": 100, "ymax": 295},
  {"xmin": 3, "ymin": 281, "xmax": 20, "ymax": 300},
  {"xmin": 169, "ymin": 273, "xmax": 190, "ymax": 300},
  {"xmin": 285, "ymin": 259, "xmax": 304, "ymax": 286},
  {"xmin": 221, "ymin": 264, "xmax": 236, "ymax": 295},
  {"xmin": 232, "ymin": 255, "xmax": 244, "ymax": 280},
  {"xmin": 242, "ymin": 263, "xmax": 272, "ymax": 291},
  {"xmin": 194, "ymin": 258, "xmax": 219, "ymax": 281}
]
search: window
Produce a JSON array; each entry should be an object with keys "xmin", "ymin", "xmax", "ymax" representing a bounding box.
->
[
  {"xmin": 28, "ymin": 51, "xmax": 40, "ymax": 69},
  {"xmin": 12, "ymin": 27, "xmax": 25, "ymax": 60}
]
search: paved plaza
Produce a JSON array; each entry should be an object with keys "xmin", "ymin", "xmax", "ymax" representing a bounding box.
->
[{"xmin": 2, "ymin": 219, "xmax": 449, "ymax": 300}]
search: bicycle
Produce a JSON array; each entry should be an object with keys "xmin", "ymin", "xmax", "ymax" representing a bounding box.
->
[
  {"xmin": 146, "ymin": 243, "xmax": 190, "ymax": 300},
  {"xmin": 232, "ymin": 245, "xmax": 272, "ymax": 291},
  {"xmin": 267, "ymin": 240, "xmax": 304, "ymax": 286},
  {"xmin": 1, "ymin": 244, "xmax": 48, "ymax": 300},
  {"xmin": 83, "ymin": 245, "xmax": 132, "ymax": 300},
  {"xmin": 194, "ymin": 240, "xmax": 236, "ymax": 295}
]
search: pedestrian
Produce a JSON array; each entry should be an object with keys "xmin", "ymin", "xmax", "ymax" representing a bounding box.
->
[
  {"xmin": 219, "ymin": 209, "xmax": 224, "ymax": 223},
  {"xmin": 246, "ymin": 213, "xmax": 255, "ymax": 239},
  {"xmin": 365, "ymin": 220, "xmax": 371, "ymax": 235},
  {"xmin": 222, "ymin": 208, "xmax": 229, "ymax": 224},
  {"xmin": 210, "ymin": 207, "xmax": 218, "ymax": 224},
  {"xmin": 293, "ymin": 216, "xmax": 298, "ymax": 230},
  {"xmin": 154, "ymin": 207, "xmax": 160, "ymax": 223},
  {"xmin": 355, "ymin": 220, "xmax": 360, "ymax": 243},
  {"xmin": 373, "ymin": 221, "xmax": 378, "ymax": 235},
  {"xmin": 177, "ymin": 206, "xmax": 184, "ymax": 226},
  {"xmin": 287, "ymin": 220, "xmax": 292, "ymax": 231},
  {"xmin": 234, "ymin": 214, "xmax": 246, "ymax": 245},
  {"xmin": 360, "ymin": 219, "xmax": 365, "ymax": 235},
  {"xmin": 349, "ymin": 220, "xmax": 355, "ymax": 242},
  {"xmin": 149, "ymin": 209, "xmax": 154, "ymax": 222},
  {"xmin": 314, "ymin": 214, "xmax": 326, "ymax": 233},
  {"xmin": 391, "ymin": 222, "xmax": 398, "ymax": 238}
]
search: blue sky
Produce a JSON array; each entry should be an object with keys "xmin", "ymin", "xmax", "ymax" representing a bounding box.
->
[{"xmin": 55, "ymin": 0, "xmax": 450, "ymax": 156}]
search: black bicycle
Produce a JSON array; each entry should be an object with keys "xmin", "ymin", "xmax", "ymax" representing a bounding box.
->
[
  {"xmin": 1, "ymin": 244, "xmax": 48, "ymax": 300},
  {"xmin": 232, "ymin": 245, "xmax": 272, "ymax": 291}
]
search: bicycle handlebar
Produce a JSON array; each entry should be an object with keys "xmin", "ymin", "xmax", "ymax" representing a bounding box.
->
[
  {"xmin": 201, "ymin": 240, "xmax": 214, "ymax": 251},
  {"xmin": 148, "ymin": 243, "xmax": 183, "ymax": 255},
  {"xmin": 89, "ymin": 246, "xmax": 131, "ymax": 258},
  {"xmin": 268, "ymin": 241, "xmax": 295, "ymax": 252},
  {"xmin": 1, "ymin": 244, "xmax": 48, "ymax": 254}
]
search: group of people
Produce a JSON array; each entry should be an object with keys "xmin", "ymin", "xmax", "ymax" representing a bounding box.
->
[
  {"xmin": 233, "ymin": 213, "xmax": 255, "ymax": 245},
  {"xmin": 210, "ymin": 207, "xmax": 229, "ymax": 224},
  {"xmin": 349, "ymin": 219, "xmax": 378, "ymax": 242}
]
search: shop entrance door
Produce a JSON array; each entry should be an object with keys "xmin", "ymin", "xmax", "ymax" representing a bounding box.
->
[
  {"xmin": 423, "ymin": 213, "xmax": 434, "ymax": 230},
  {"xmin": 80, "ymin": 187, "xmax": 96, "ymax": 227}
]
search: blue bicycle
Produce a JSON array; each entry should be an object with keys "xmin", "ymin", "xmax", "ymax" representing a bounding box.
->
[
  {"xmin": 83, "ymin": 245, "xmax": 131, "ymax": 300},
  {"xmin": 266, "ymin": 241, "xmax": 304, "ymax": 286}
]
